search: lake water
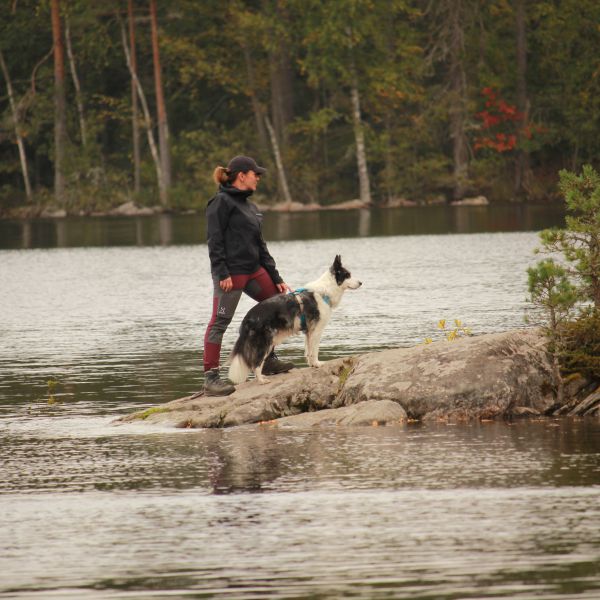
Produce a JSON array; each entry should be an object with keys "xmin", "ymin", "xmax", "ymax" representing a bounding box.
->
[
  {"xmin": 0, "ymin": 203, "xmax": 565, "ymax": 249},
  {"xmin": 2, "ymin": 205, "xmax": 600, "ymax": 598}
]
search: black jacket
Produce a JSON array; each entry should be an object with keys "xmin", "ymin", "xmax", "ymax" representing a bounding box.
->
[{"xmin": 206, "ymin": 184, "xmax": 282, "ymax": 284}]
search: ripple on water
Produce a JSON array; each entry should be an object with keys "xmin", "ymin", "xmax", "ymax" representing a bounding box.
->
[
  {"xmin": 2, "ymin": 231, "xmax": 600, "ymax": 597},
  {"xmin": 1, "ymin": 484, "xmax": 600, "ymax": 598}
]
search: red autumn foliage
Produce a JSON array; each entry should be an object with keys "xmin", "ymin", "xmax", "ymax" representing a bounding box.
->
[{"xmin": 474, "ymin": 88, "xmax": 525, "ymax": 153}]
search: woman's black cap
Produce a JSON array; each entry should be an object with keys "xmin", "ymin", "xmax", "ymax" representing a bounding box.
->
[{"xmin": 227, "ymin": 155, "xmax": 267, "ymax": 175}]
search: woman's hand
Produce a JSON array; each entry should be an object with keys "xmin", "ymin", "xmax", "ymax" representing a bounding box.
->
[
  {"xmin": 276, "ymin": 282, "xmax": 292, "ymax": 293},
  {"xmin": 219, "ymin": 277, "xmax": 233, "ymax": 292}
]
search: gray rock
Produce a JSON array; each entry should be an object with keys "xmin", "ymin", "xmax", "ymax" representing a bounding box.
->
[
  {"xmin": 335, "ymin": 329, "xmax": 556, "ymax": 421},
  {"xmin": 110, "ymin": 201, "xmax": 155, "ymax": 216},
  {"xmin": 275, "ymin": 400, "xmax": 407, "ymax": 427},
  {"xmin": 451, "ymin": 195, "xmax": 489, "ymax": 206},
  {"xmin": 114, "ymin": 328, "xmax": 558, "ymax": 429},
  {"xmin": 40, "ymin": 207, "xmax": 67, "ymax": 218}
]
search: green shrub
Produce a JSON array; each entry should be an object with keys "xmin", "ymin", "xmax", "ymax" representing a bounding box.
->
[{"xmin": 559, "ymin": 310, "xmax": 600, "ymax": 379}]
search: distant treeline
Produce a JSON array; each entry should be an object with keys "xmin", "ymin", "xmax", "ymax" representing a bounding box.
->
[{"xmin": 1, "ymin": 0, "xmax": 599, "ymax": 214}]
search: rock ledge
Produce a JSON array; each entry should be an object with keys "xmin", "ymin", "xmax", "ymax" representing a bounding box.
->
[{"xmin": 112, "ymin": 328, "xmax": 598, "ymax": 429}]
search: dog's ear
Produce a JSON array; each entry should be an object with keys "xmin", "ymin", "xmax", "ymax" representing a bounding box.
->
[{"xmin": 333, "ymin": 255, "xmax": 342, "ymax": 268}]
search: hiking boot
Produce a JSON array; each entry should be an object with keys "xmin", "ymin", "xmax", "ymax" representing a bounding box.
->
[
  {"xmin": 203, "ymin": 368, "xmax": 235, "ymax": 396},
  {"xmin": 262, "ymin": 352, "xmax": 295, "ymax": 376}
]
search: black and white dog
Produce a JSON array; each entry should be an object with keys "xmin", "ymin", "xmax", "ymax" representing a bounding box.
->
[{"xmin": 229, "ymin": 255, "xmax": 362, "ymax": 385}]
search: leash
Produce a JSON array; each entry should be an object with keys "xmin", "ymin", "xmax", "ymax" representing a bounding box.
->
[{"xmin": 288, "ymin": 288, "xmax": 331, "ymax": 332}]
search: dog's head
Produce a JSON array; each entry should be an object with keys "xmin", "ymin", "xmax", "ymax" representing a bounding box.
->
[{"xmin": 331, "ymin": 255, "xmax": 362, "ymax": 290}]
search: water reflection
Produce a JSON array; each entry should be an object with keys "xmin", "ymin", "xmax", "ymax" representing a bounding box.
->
[
  {"xmin": 2, "ymin": 419, "xmax": 600, "ymax": 495},
  {"xmin": 158, "ymin": 213, "xmax": 173, "ymax": 246},
  {"xmin": 0, "ymin": 204, "xmax": 566, "ymax": 249},
  {"xmin": 1, "ymin": 420, "xmax": 600, "ymax": 598}
]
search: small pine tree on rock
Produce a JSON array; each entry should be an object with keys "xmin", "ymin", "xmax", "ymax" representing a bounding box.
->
[{"xmin": 528, "ymin": 165, "xmax": 600, "ymax": 390}]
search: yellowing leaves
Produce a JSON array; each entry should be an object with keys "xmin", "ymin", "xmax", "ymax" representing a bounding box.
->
[{"xmin": 422, "ymin": 319, "xmax": 472, "ymax": 344}]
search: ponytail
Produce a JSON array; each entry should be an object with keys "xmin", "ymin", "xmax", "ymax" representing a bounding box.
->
[{"xmin": 213, "ymin": 166, "xmax": 231, "ymax": 185}]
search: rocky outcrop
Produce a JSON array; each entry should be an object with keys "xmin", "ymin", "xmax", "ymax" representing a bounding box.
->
[
  {"xmin": 109, "ymin": 201, "xmax": 157, "ymax": 216},
  {"xmin": 381, "ymin": 197, "xmax": 419, "ymax": 208},
  {"xmin": 333, "ymin": 328, "xmax": 558, "ymax": 420},
  {"xmin": 114, "ymin": 328, "xmax": 579, "ymax": 429},
  {"xmin": 451, "ymin": 195, "xmax": 490, "ymax": 206},
  {"xmin": 40, "ymin": 207, "xmax": 68, "ymax": 218}
]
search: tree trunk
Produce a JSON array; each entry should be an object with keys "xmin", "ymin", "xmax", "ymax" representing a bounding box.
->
[
  {"xmin": 268, "ymin": 0, "xmax": 293, "ymax": 148},
  {"xmin": 119, "ymin": 16, "xmax": 163, "ymax": 195},
  {"xmin": 514, "ymin": 0, "xmax": 530, "ymax": 198},
  {"xmin": 308, "ymin": 93, "xmax": 321, "ymax": 204},
  {"xmin": 149, "ymin": 0, "xmax": 171, "ymax": 207},
  {"xmin": 350, "ymin": 76, "xmax": 372, "ymax": 205},
  {"xmin": 264, "ymin": 115, "xmax": 293, "ymax": 208},
  {"xmin": 65, "ymin": 15, "xmax": 87, "ymax": 148},
  {"xmin": 51, "ymin": 0, "xmax": 67, "ymax": 206},
  {"xmin": 548, "ymin": 307, "xmax": 564, "ymax": 405},
  {"xmin": 128, "ymin": 0, "xmax": 141, "ymax": 194},
  {"xmin": 242, "ymin": 44, "xmax": 270, "ymax": 160},
  {"xmin": 0, "ymin": 49, "xmax": 32, "ymax": 202},
  {"xmin": 590, "ymin": 238, "xmax": 600, "ymax": 310},
  {"xmin": 449, "ymin": 0, "xmax": 468, "ymax": 200},
  {"xmin": 269, "ymin": 48, "xmax": 293, "ymax": 150},
  {"xmin": 383, "ymin": 110, "xmax": 394, "ymax": 204},
  {"xmin": 382, "ymin": 17, "xmax": 398, "ymax": 205},
  {"xmin": 268, "ymin": 0, "xmax": 294, "ymax": 200}
]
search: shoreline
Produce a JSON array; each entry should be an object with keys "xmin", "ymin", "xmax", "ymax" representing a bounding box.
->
[
  {"xmin": 0, "ymin": 195, "xmax": 566, "ymax": 222},
  {"xmin": 114, "ymin": 329, "xmax": 600, "ymax": 430}
]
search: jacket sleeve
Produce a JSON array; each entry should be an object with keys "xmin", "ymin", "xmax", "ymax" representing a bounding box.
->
[
  {"xmin": 258, "ymin": 234, "xmax": 283, "ymax": 284},
  {"xmin": 206, "ymin": 195, "xmax": 231, "ymax": 280}
]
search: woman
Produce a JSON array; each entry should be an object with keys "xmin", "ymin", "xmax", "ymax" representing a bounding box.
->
[{"xmin": 203, "ymin": 155, "xmax": 294, "ymax": 396}]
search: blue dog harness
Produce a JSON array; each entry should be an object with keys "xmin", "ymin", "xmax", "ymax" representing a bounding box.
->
[{"xmin": 289, "ymin": 288, "xmax": 331, "ymax": 332}]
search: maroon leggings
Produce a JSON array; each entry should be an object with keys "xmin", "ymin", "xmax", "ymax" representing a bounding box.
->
[{"xmin": 203, "ymin": 267, "xmax": 279, "ymax": 371}]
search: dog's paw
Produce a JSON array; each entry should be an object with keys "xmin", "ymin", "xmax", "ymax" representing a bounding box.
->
[
  {"xmin": 257, "ymin": 376, "xmax": 271, "ymax": 385},
  {"xmin": 309, "ymin": 360, "xmax": 324, "ymax": 368}
]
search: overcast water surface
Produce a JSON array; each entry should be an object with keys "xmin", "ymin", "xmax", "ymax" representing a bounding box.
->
[{"xmin": 2, "ymin": 207, "xmax": 600, "ymax": 598}]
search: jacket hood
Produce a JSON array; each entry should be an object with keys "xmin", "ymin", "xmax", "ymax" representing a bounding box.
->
[{"xmin": 219, "ymin": 183, "xmax": 254, "ymax": 200}]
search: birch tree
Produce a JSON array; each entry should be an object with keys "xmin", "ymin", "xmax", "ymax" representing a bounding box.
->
[
  {"xmin": 0, "ymin": 49, "xmax": 32, "ymax": 201},
  {"xmin": 64, "ymin": 14, "xmax": 86, "ymax": 148},
  {"xmin": 128, "ymin": 0, "xmax": 140, "ymax": 194},
  {"xmin": 295, "ymin": 0, "xmax": 374, "ymax": 205},
  {"xmin": 118, "ymin": 15, "xmax": 163, "ymax": 196}
]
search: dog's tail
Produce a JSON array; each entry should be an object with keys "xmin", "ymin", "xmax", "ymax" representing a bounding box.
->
[
  {"xmin": 228, "ymin": 319, "xmax": 271, "ymax": 384},
  {"xmin": 228, "ymin": 350, "xmax": 251, "ymax": 385},
  {"xmin": 228, "ymin": 330, "xmax": 257, "ymax": 384}
]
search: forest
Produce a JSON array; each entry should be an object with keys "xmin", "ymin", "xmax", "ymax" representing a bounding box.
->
[{"xmin": 1, "ymin": 0, "xmax": 599, "ymax": 216}]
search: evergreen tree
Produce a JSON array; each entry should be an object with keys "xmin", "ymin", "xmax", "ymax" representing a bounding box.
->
[
  {"xmin": 539, "ymin": 165, "xmax": 600, "ymax": 310},
  {"xmin": 528, "ymin": 165, "xmax": 600, "ymax": 383},
  {"xmin": 1, "ymin": 0, "xmax": 600, "ymax": 212}
]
